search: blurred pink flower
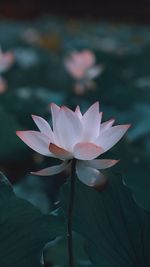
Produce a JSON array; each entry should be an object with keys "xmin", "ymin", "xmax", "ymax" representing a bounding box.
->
[
  {"xmin": 0, "ymin": 76, "xmax": 7, "ymax": 94},
  {"xmin": 0, "ymin": 49, "xmax": 15, "ymax": 73},
  {"xmin": 64, "ymin": 50, "xmax": 103, "ymax": 79},
  {"xmin": 64, "ymin": 50, "xmax": 104, "ymax": 95},
  {"xmin": 16, "ymin": 102, "xmax": 130, "ymax": 188}
]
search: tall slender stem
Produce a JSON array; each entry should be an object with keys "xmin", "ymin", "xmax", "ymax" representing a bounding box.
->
[{"xmin": 67, "ymin": 159, "xmax": 76, "ymax": 267}]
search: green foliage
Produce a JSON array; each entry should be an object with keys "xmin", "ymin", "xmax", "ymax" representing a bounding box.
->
[
  {"xmin": 124, "ymin": 164, "xmax": 150, "ymax": 211},
  {"xmin": 43, "ymin": 233, "xmax": 93, "ymax": 267},
  {"xmin": 0, "ymin": 172, "xmax": 63, "ymax": 267},
  {"xmin": 61, "ymin": 173, "xmax": 150, "ymax": 267}
]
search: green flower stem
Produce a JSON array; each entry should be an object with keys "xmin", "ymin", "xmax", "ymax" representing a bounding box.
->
[{"xmin": 67, "ymin": 158, "xmax": 77, "ymax": 267}]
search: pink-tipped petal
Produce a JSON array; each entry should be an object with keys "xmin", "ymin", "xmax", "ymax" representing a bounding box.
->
[
  {"xmin": 55, "ymin": 107, "xmax": 82, "ymax": 150},
  {"xmin": 75, "ymin": 105, "xmax": 82, "ymax": 120},
  {"xmin": 81, "ymin": 102, "xmax": 101, "ymax": 141},
  {"xmin": 96, "ymin": 124, "xmax": 130, "ymax": 152},
  {"xmin": 85, "ymin": 159, "xmax": 119, "ymax": 169},
  {"xmin": 76, "ymin": 161, "xmax": 106, "ymax": 187},
  {"xmin": 31, "ymin": 115, "xmax": 54, "ymax": 139},
  {"xmin": 73, "ymin": 142, "xmax": 104, "ymax": 160},
  {"xmin": 49, "ymin": 143, "xmax": 73, "ymax": 160},
  {"xmin": 31, "ymin": 161, "xmax": 68, "ymax": 176},
  {"xmin": 100, "ymin": 119, "xmax": 115, "ymax": 132},
  {"xmin": 0, "ymin": 51, "xmax": 14, "ymax": 72},
  {"xmin": 50, "ymin": 103, "xmax": 60, "ymax": 114},
  {"xmin": 16, "ymin": 131, "xmax": 51, "ymax": 156}
]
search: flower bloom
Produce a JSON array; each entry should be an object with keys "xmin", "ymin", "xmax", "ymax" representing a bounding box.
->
[
  {"xmin": 64, "ymin": 50, "xmax": 102, "ymax": 80},
  {"xmin": 16, "ymin": 102, "xmax": 130, "ymax": 188},
  {"xmin": 0, "ymin": 49, "xmax": 14, "ymax": 73},
  {"xmin": 64, "ymin": 50, "xmax": 103, "ymax": 95},
  {"xmin": 0, "ymin": 76, "xmax": 7, "ymax": 94}
]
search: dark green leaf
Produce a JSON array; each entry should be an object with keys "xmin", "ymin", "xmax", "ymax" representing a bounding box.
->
[
  {"xmin": 124, "ymin": 164, "xmax": 150, "ymax": 211},
  {"xmin": 0, "ymin": 172, "xmax": 63, "ymax": 267},
  {"xmin": 61, "ymin": 173, "xmax": 150, "ymax": 267}
]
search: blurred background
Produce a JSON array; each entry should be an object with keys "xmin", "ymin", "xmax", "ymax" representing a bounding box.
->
[{"xmin": 0, "ymin": 1, "xmax": 150, "ymax": 266}]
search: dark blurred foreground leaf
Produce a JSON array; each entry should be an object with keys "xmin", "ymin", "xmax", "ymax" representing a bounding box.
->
[
  {"xmin": 124, "ymin": 164, "xmax": 150, "ymax": 211},
  {"xmin": 61, "ymin": 173, "xmax": 150, "ymax": 267},
  {"xmin": 43, "ymin": 232, "xmax": 93, "ymax": 267},
  {"xmin": 0, "ymin": 172, "xmax": 64, "ymax": 267}
]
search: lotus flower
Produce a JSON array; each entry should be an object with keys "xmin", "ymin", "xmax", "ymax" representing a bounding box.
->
[
  {"xmin": 64, "ymin": 50, "xmax": 102, "ymax": 80},
  {"xmin": 0, "ymin": 76, "xmax": 7, "ymax": 94},
  {"xmin": 0, "ymin": 49, "xmax": 14, "ymax": 73},
  {"xmin": 64, "ymin": 50, "xmax": 103, "ymax": 95},
  {"xmin": 16, "ymin": 102, "xmax": 130, "ymax": 188}
]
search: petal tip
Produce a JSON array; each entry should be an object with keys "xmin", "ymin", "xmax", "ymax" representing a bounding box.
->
[
  {"xmin": 99, "ymin": 111, "xmax": 103, "ymax": 117},
  {"xmin": 50, "ymin": 102, "xmax": 55, "ymax": 107},
  {"xmin": 31, "ymin": 114, "xmax": 36, "ymax": 118},
  {"xmin": 16, "ymin": 130, "xmax": 22, "ymax": 137},
  {"xmin": 75, "ymin": 105, "xmax": 80, "ymax": 111},
  {"xmin": 110, "ymin": 118, "xmax": 115, "ymax": 123},
  {"xmin": 61, "ymin": 105, "xmax": 67, "ymax": 111},
  {"xmin": 50, "ymin": 102, "xmax": 59, "ymax": 109},
  {"xmin": 31, "ymin": 114, "xmax": 39, "ymax": 120},
  {"xmin": 94, "ymin": 101, "xmax": 99, "ymax": 107},
  {"xmin": 60, "ymin": 105, "xmax": 72, "ymax": 113},
  {"xmin": 123, "ymin": 124, "xmax": 131, "ymax": 131},
  {"xmin": 112, "ymin": 159, "xmax": 120, "ymax": 165}
]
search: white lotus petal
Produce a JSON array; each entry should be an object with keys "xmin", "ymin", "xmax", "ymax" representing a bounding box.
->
[
  {"xmin": 31, "ymin": 161, "xmax": 68, "ymax": 176},
  {"xmin": 73, "ymin": 142, "xmax": 104, "ymax": 160},
  {"xmin": 50, "ymin": 103, "xmax": 61, "ymax": 145},
  {"xmin": 100, "ymin": 119, "xmax": 115, "ymax": 132},
  {"xmin": 16, "ymin": 131, "xmax": 51, "ymax": 156},
  {"xmin": 81, "ymin": 102, "xmax": 101, "ymax": 141},
  {"xmin": 85, "ymin": 159, "xmax": 119, "ymax": 169},
  {"xmin": 49, "ymin": 143, "xmax": 73, "ymax": 160},
  {"xmin": 50, "ymin": 103, "xmax": 60, "ymax": 131},
  {"xmin": 96, "ymin": 125, "xmax": 130, "ymax": 152},
  {"xmin": 55, "ymin": 106, "xmax": 83, "ymax": 150},
  {"xmin": 32, "ymin": 115, "xmax": 54, "ymax": 139},
  {"xmin": 75, "ymin": 105, "xmax": 82, "ymax": 120},
  {"xmin": 76, "ymin": 161, "xmax": 106, "ymax": 187}
]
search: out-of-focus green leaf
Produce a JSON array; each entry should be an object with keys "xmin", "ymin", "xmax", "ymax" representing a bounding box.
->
[
  {"xmin": 123, "ymin": 164, "xmax": 150, "ymax": 211},
  {"xmin": 43, "ymin": 233, "xmax": 93, "ymax": 267},
  {"xmin": 61, "ymin": 173, "xmax": 150, "ymax": 267},
  {"xmin": 0, "ymin": 172, "xmax": 64, "ymax": 267}
]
